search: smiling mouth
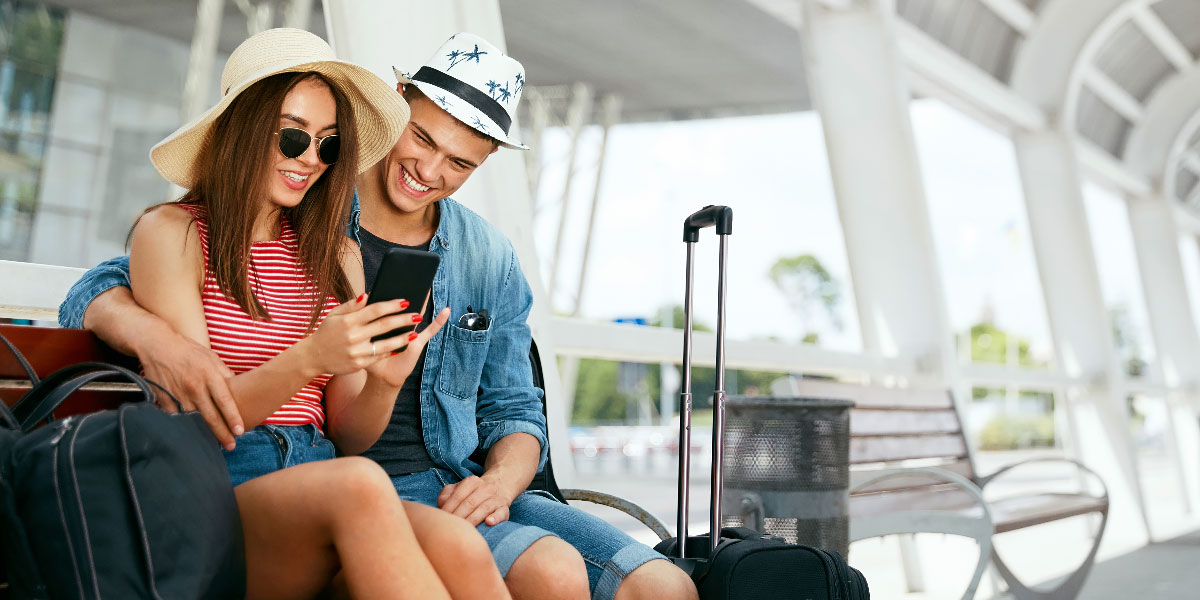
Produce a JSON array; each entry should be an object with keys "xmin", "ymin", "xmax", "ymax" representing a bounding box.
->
[
  {"xmin": 281, "ymin": 171, "xmax": 309, "ymax": 183},
  {"xmin": 400, "ymin": 166, "xmax": 432, "ymax": 193}
]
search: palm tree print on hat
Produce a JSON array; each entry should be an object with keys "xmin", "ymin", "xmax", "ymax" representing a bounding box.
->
[
  {"xmin": 447, "ymin": 44, "xmax": 487, "ymax": 70},
  {"xmin": 486, "ymin": 80, "xmax": 501, "ymax": 97},
  {"xmin": 471, "ymin": 116, "xmax": 490, "ymax": 134},
  {"xmin": 435, "ymin": 95, "xmax": 450, "ymax": 108},
  {"xmin": 514, "ymin": 73, "xmax": 524, "ymax": 94}
]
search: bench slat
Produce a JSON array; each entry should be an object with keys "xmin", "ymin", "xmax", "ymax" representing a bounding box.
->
[
  {"xmin": 851, "ymin": 432, "xmax": 967, "ymax": 464},
  {"xmin": 791, "ymin": 379, "xmax": 953, "ymax": 409},
  {"xmin": 850, "ymin": 407, "xmax": 962, "ymax": 436},
  {"xmin": 850, "ymin": 458, "xmax": 977, "ymax": 494},
  {"xmin": 850, "ymin": 483, "xmax": 985, "ymax": 519},
  {"xmin": 990, "ymin": 493, "xmax": 1107, "ymax": 533}
]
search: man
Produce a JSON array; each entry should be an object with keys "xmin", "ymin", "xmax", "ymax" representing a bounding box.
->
[{"xmin": 59, "ymin": 33, "xmax": 695, "ymax": 600}]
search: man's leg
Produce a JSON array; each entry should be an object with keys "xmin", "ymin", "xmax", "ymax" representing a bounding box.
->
[
  {"xmin": 613, "ymin": 559, "xmax": 697, "ymax": 600},
  {"xmin": 393, "ymin": 469, "xmax": 589, "ymax": 599},
  {"xmin": 498, "ymin": 535, "xmax": 589, "ymax": 600},
  {"xmin": 506, "ymin": 492, "xmax": 697, "ymax": 600}
]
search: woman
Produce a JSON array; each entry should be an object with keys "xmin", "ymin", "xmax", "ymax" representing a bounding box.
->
[{"xmin": 128, "ymin": 29, "xmax": 508, "ymax": 599}]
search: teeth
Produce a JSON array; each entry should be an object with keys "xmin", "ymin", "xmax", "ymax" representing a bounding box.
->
[
  {"xmin": 402, "ymin": 168, "xmax": 430, "ymax": 192},
  {"xmin": 282, "ymin": 171, "xmax": 308, "ymax": 182}
]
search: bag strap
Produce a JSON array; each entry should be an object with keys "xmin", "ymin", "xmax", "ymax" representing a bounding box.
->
[
  {"xmin": 12, "ymin": 362, "xmax": 162, "ymax": 432},
  {"xmin": 0, "ymin": 332, "xmax": 37, "ymax": 431}
]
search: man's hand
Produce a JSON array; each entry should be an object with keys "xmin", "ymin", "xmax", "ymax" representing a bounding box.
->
[
  {"xmin": 437, "ymin": 475, "xmax": 514, "ymax": 527},
  {"xmin": 82, "ymin": 285, "xmax": 244, "ymax": 450},
  {"xmin": 140, "ymin": 334, "xmax": 243, "ymax": 451}
]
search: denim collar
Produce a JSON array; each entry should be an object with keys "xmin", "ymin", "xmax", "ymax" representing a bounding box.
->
[{"xmin": 350, "ymin": 188, "xmax": 451, "ymax": 251}]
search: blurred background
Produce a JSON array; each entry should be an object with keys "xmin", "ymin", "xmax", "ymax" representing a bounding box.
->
[{"xmin": 3, "ymin": 0, "xmax": 1200, "ymax": 597}]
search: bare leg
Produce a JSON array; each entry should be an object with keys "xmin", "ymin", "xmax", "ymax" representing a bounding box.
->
[
  {"xmin": 504, "ymin": 536, "xmax": 590, "ymax": 600},
  {"xmin": 234, "ymin": 456, "xmax": 451, "ymax": 600},
  {"xmin": 403, "ymin": 502, "xmax": 512, "ymax": 599},
  {"xmin": 614, "ymin": 559, "xmax": 697, "ymax": 600}
]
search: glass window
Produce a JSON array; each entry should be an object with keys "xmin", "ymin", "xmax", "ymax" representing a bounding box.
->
[
  {"xmin": 911, "ymin": 98, "xmax": 1055, "ymax": 369},
  {"xmin": 0, "ymin": 0, "xmax": 64, "ymax": 262},
  {"xmin": 1082, "ymin": 183, "xmax": 1157, "ymax": 379},
  {"xmin": 532, "ymin": 111, "xmax": 860, "ymax": 351}
]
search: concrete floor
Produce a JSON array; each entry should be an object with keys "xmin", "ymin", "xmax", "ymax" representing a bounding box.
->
[{"xmin": 1071, "ymin": 529, "xmax": 1200, "ymax": 600}]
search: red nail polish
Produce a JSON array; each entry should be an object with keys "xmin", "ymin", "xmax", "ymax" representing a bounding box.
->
[
  {"xmin": 399, "ymin": 300, "xmax": 410, "ymax": 310},
  {"xmin": 408, "ymin": 332, "xmax": 419, "ymax": 341},
  {"xmin": 412, "ymin": 315, "xmax": 423, "ymax": 323},
  {"xmin": 391, "ymin": 350, "xmax": 401, "ymax": 356},
  {"xmin": 356, "ymin": 293, "xmax": 366, "ymax": 302}
]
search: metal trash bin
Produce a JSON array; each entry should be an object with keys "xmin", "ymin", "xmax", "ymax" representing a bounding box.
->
[{"xmin": 720, "ymin": 395, "xmax": 854, "ymax": 557}]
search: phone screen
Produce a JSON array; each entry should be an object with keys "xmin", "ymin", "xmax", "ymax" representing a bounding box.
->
[{"xmin": 366, "ymin": 248, "xmax": 440, "ymax": 342}]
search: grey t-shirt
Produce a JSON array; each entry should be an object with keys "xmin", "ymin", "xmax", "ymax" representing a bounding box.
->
[{"xmin": 356, "ymin": 227, "xmax": 436, "ymax": 477}]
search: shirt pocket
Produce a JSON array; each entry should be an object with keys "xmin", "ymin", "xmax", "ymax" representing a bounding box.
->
[{"xmin": 437, "ymin": 324, "xmax": 492, "ymax": 399}]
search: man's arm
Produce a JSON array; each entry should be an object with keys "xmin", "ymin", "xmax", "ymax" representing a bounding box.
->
[
  {"xmin": 438, "ymin": 248, "xmax": 548, "ymax": 526},
  {"xmin": 438, "ymin": 431, "xmax": 539, "ymax": 526},
  {"xmin": 59, "ymin": 256, "xmax": 244, "ymax": 449}
]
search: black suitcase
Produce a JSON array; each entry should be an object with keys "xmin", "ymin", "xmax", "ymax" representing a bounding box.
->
[{"xmin": 655, "ymin": 206, "xmax": 869, "ymax": 599}]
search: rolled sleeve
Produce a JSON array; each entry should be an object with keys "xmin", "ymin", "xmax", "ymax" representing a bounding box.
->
[{"xmin": 57, "ymin": 256, "xmax": 132, "ymax": 329}]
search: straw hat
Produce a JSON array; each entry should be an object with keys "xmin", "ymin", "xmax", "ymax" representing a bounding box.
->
[
  {"xmin": 394, "ymin": 32, "xmax": 529, "ymax": 150},
  {"xmin": 151, "ymin": 28, "xmax": 410, "ymax": 188}
]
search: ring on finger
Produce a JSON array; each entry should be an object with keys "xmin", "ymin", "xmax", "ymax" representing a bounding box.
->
[{"xmin": 371, "ymin": 342, "xmax": 377, "ymax": 357}]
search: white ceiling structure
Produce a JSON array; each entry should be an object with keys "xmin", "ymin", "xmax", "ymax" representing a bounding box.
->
[{"xmin": 39, "ymin": 0, "xmax": 1200, "ymax": 211}]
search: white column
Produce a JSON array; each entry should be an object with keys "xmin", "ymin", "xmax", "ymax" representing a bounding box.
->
[
  {"xmin": 181, "ymin": 0, "xmax": 225, "ymax": 122},
  {"xmin": 1014, "ymin": 128, "xmax": 1151, "ymax": 542},
  {"xmin": 800, "ymin": 0, "xmax": 951, "ymax": 378},
  {"xmin": 322, "ymin": 0, "xmax": 572, "ymax": 483},
  {"xmin": 1127, "ymin": 196, "xmax": 1200, "ymax": 511},
  {"xmin": 802, "ymin": 2, "xmax": 949, "ymax": 590}
]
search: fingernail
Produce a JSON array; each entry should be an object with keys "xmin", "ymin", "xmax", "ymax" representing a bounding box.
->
[
  {"xmin": 391, "ymin": 350, "xmax": 401, "ymax": 356},
  {"xmin": 408, "ymin": 332, "xmax": 419, "ymax": 341},
  {"xmin": 399, "ymin": 299, "xmax": 410, "ymax": 310},
  {"xmin": 234, "ymin": 425, "xmax": 244, "ymax": 436},
  {"xmin": 412, "ymin": 314, "xmax": 423, "ymax": 323},
  {"xmin": 356, "ymin": 293, "xmax": 366, "ymax": 302}
]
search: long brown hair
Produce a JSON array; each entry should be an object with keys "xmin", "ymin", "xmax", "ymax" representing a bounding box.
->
[{"xmin": 138, "ymin": 71, "xmax": 358, "ymax": 330}]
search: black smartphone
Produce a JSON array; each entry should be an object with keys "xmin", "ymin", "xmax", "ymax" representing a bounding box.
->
[{"xmin": 367, "ymin": 248, "xmax": 440, "ymax": 342}]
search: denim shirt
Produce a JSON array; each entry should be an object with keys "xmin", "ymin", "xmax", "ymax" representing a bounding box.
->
[{"xmin": 58, "ymin": 193, "xmax": 548, "ymax": 478}]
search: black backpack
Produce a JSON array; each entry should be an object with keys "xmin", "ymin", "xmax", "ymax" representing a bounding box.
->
[{"xmin": 0, "ymin": 334, "xmax": 245, "ymax": 599}]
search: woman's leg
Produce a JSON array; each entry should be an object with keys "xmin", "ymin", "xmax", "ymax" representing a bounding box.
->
[
  {"xmin": 234, "ymin": 456, "xmax": 451, "ymax": 600},
  {"xmin": 402, "ymin": 501, "xmax": 512, "ymax": 599}
]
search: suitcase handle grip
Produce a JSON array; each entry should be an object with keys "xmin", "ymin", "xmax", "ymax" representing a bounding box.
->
[{"xmin": 682, "ymin": 205, "xmax": 733, "ymax": 242}]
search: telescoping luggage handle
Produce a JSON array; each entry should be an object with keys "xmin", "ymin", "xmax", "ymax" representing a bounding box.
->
[{"xmin": 676, "ymin": 205, "xmax": 733, "ymax": 559}]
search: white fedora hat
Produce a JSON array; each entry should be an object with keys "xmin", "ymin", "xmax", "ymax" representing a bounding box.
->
[
  {"xmin": 394, "ymin": 32, "xmax": 529, "ymax": 150},
  {"xmin": 151, "ymin": 28, "xmax": 410, "ymax": 188}
]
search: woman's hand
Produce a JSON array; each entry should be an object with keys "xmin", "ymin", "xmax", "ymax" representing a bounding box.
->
[
  {"xmin": 302, "ymin": 294, "xmax": 424, "ymax": 376},
  {"xmin": 365, "ymin": 307, "xmax": 451, "ymax": 387}
]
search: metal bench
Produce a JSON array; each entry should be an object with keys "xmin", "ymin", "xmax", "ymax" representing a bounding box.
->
[{"xmin": 789, "ymin": 378, "xmax": 1108, "ymax": 600}]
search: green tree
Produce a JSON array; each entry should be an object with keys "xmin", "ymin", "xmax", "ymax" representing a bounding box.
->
[
  {"xmin": 7, "ymin": 3, "xmax": 64, "ymax": 67},
  {"xmin": 968, "ymin": 321, "xmax": 1048, "ymax": 399},
  {"xmin": 768, "ymin": 254, "xmax": 841, "ymax": 344},
  {"xmin": 568, "ymin": 357, "xmax": 628, "ymax": 424}
]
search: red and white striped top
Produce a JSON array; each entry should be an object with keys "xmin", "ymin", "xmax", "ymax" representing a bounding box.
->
[{"xmin": 182, "ymin": 203, "xmax": 340, "ymax": 431}]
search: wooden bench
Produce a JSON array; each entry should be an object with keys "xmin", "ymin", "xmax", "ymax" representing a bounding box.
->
[
  {"xmin": 786, "ymin": 378, "xmax": 1108, "ymax": 600},
  {"xmin": 0, "ymin": 324, "xmax": 141, "ymax": 418}
]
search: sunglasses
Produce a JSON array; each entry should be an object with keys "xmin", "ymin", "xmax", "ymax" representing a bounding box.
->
[{"xmin": 275, "ymin": 127, "xmax": 340, "ymax": 165}]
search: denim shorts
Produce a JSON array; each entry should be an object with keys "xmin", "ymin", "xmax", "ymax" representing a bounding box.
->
[
  {"xmin": 222, "ymin": 424, "xmax": 336, "ymax": 486},
  {"xmin": 392, "ymin": 468, "xmax": 666, "ymax": 600}
]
